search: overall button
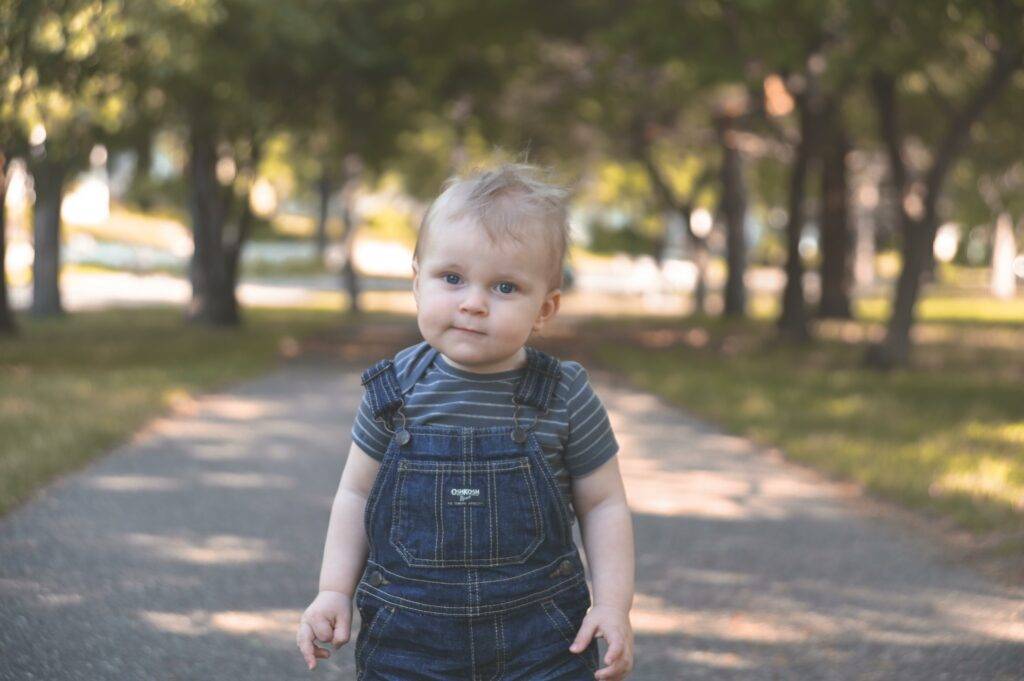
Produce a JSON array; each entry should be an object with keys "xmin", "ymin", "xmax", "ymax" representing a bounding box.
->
[{"xmin": 368, "ymin": 570, "xmax": 385, "ymax": 587}]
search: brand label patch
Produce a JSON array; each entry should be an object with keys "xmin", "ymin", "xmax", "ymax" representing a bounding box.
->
[{"xmin": 448, "ymin": 487, "xmax": 484, "ymax": 506}]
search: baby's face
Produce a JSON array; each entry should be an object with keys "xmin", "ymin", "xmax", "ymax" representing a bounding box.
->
[{"xmin": 412, "ymin": 216, "xmax": 560, "ymax": 373}]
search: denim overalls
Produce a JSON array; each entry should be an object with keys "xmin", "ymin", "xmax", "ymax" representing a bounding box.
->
[{"xmin": 354, "ymin": 345, "xmax": 600, "ymax": 680}]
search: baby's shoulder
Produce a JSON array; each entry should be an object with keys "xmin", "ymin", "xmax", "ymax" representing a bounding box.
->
[
  {"xmin": 557, "ymin": 359, "xmax": 586, "ymax": 382},
  {"xmin": 554, "ymin": 358, "xmax": 594, "ymax": 398}
]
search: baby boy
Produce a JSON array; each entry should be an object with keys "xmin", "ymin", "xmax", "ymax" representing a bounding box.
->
[{"xmin": 298, "ymin": 163, "xmax": 635, "ymax": 680}]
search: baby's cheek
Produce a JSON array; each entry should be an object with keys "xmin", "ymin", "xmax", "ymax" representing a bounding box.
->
[{"xmin": 417, "ymin": 304, "xmax": 449, "ymax": 340}]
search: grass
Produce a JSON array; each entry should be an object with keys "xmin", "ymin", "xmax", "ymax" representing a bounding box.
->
[
  {"xmin": 583, "ymin": 310, "xmax": 1024, "ymax": 549},
  {"xmin": 0, "ymin": 305, "xmax": 344, "ymax": 518}
]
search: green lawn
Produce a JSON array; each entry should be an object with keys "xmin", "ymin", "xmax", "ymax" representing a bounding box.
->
[
  {"xmin": 0, "ymin": 306, "xmax": 345, "ymax": 518},
  {"xmin": 585, "ymin": 310, "xmax": 1024, "ymax": 553}
]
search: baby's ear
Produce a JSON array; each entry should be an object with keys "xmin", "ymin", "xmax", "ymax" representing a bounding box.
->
[{"xmin": 533, "ymin": 289, "xmax": 561, "ymax": 331}]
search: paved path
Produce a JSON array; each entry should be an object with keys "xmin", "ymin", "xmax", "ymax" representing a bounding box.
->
[{"xmin": 1, "ymin": 352, "xmax": 1022, "ymax": 680}]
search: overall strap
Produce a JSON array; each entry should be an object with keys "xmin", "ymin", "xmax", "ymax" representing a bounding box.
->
[
  {"xmin": 360, "ymin": 359, "xmax": 404, "ymax": 428},
  {"xmin": 360, "ymin": 342, "xmax": 438, "ymax": 430},
  {"xmin": 512, "ymin": 346, "xmax": 562, "ymax": 413}
]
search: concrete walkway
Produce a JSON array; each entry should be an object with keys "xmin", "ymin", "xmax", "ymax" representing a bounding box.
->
[{"xmin": 1, "ymin": 351, "xmax": 1022, "ymax": 680}]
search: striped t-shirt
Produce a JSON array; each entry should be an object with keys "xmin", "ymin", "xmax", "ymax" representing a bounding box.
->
[{"xmin": 351, "ymin": 341, "xmax": 619, "ymax": 521}]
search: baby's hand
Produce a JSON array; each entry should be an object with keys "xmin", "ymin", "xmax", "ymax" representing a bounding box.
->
[
  {"xmin": 296, "ymin": 590, "xmax": 352, "ymax": 671},
  {"xmin": 569, "ymin": 604, "xmax": 634, "ymax": 680}
]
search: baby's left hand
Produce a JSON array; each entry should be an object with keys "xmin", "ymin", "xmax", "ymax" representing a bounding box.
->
[{"xmin": 569, "ymin": 604, "xmax": 634, "ymax": 680}]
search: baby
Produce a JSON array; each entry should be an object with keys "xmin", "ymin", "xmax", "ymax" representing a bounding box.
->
[{"xmin": 297, "ymin": 163, "xmax": 635, "ymax": 680}]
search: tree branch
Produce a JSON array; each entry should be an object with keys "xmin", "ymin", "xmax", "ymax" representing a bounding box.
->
[{"xmin": 925, "ymin": 42, "xmax": 1024, "ymax": 208}]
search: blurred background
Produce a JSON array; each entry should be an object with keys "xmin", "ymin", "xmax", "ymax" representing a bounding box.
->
[{"xmin": 2, "ymin": 0, "xmax": 1022, "ymax": 575}]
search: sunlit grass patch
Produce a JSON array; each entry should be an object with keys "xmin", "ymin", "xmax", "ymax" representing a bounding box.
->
[{"xmin": 856, "ymin": 295, "xmax": 1024, "ymax": 326}]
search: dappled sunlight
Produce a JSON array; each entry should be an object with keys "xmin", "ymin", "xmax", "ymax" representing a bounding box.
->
[
  {"xmin": 631, "ymin": 593, "xmax": 816, "ymax": 643},
  {"xmin": 668, "ymin": 649, "xmax": 755, "ymax": 670},
  {"xmin": 122, "ymin": 533, "xmax": 287, "ymax": 565},
  {"xmin": 156, "ymin": 393, "xmax": 283, "ymax": 421},
  {"xmin": 624, "ymin": 470, "xmax": 750, "ymax": 519},
  {"xmin": 84, "ymin": 474, "xmax": 183, "ymax": 492},
  {"xmin": 200, "ymin": 396, "xmax": 279, "ymax": 421},
  {"xmin": 198, "ymin": 471, "xmax": 295, "ymax": 490},
  {"xmin": 821, "ymin": 394, "xmax": 871, "ymax": 418},
  {"xmin": 964, "ymin": 420, "xmax": 1024, "ymax": 447},
  {"xmin": 209, "ymin": 609, "xmax": 304, "ymax": 636},
  {"xmin": 180, "ymin": 441, "xmax": 253, "ymax": 461},
  {"xmin": 610, "ymin": 394, "xmax": 848, "ymax": 522},
  {"xmin": 138, "ymin": 606, "xmax": 311, "ymax": 639},
  {"xmin": 931, "ymin": 460, "xmax": 1024, "ymax": 512},
  {"xmin": 36, "ymin": 592, "xmax": 85, "ymax": 607},
  {"xmin": 933, "ymin": 597, "xmax": 1024, "ymax": 642},
  {"xmin": 632, "ymin": 584, "xmax": 1024, "ymax": 649},
  {"xmin": 663, "ymin": 567, "xmax": 755, "ymax": 587},
  {"xmin": 139, "ymin": 607, "xmax": 306, "ymax": 639},
  {"xmin": 138, "ymin": 610, "xmax": 207, "ymax": 637}
]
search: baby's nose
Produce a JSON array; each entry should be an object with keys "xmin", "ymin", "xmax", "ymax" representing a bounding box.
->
[{"xmin": 459, "ymin": 289, "xmax": 488, "ymax": 313}]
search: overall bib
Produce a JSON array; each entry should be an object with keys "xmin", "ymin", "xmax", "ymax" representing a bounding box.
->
[{"xmin": 354, "ymin": 345, "xmax": 600, "ymax": 680}]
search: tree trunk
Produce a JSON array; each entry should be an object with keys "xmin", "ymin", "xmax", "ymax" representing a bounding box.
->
[
  {"xmin": 0, "ymin": 154, "xmax": 17, "ymax": 335},
  {"xmin": 224, "ymin": 195, "xmax": 251, "ymax": 297},
  {"xmin": 716, "ymin": 112, "xmax": 747, "ymax": 317},
  {"xmin": 867, "ymin": 218, "xmax": 929, "ymax": 366},
  {"xmin": 185, "ymin": 118, "xmax": 238, "ymax": 326},
  {"xmin": 867, "ymin": 47, "xmax": 1023, "ymax": 368},
  {"xmin": 223, "ymin": 138, "xmax": 260, "ymax": 313},
  {"xmin": 29, "ymin": 155, "xmax": 66, "ymax": 317},
  {"xmin": 692, "ymin": 234, "xmax": 711, "ymax": 316},
  {"xmin": 777, "ymin": 94, "xmax": 817, "ymax": 340},
  {"xmin": 315, "ymin": 171, "xmax": 331, "ymax": 259},
  {"xmin": 817, "ymin": 107, "xmax": 853, "ymax": 319},
  {"xmin": 339, "ymin": 193, "xmax": 360, "ymax": 313}
]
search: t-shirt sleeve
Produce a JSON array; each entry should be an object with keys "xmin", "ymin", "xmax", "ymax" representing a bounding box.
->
[
  {"xmin": 562, "ymin": 363, "xmax": 619, "ymax": 478},
  {"xmin": 351, "ymin": 388, "xmax": 391, "ymax": 461}
]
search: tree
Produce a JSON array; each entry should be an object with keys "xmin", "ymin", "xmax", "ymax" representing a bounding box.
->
[
  {"xmin": 861, "ymin": 2, "xmax": 1024, "ymax": 367},
  {"xmin": 1, "ymin": 0, "xmax": 131, "ymax": 320}
]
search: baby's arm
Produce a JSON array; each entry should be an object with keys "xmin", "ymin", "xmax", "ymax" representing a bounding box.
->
[
  {"xmin": 297, "ymin": 441, "xmax": 381, "ymax": 670},
  {"xmin": 570, "ymin": 457, "xmax": 635, "ymax": 680},
  {"xmin": 319, "ymin": 442, "xmax": 380, "ymax": 592}
]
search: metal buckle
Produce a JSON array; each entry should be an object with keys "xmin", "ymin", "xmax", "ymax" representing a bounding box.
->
[{"xmin": 511, "ymin": 402, "xmax": 539, "ymax": 443}]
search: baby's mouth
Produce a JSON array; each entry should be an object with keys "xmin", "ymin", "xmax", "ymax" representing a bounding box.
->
[{"xmin": 452, "ymin": 326, "xmax": 485, "ymax": 335}]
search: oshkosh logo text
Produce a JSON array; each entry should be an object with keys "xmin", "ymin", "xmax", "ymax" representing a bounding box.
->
[{"xmin": 450, "ymin": 488, "xmax": 481, "ymax": 503}]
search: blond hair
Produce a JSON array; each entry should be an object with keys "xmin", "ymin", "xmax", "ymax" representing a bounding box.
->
[{"xmin": 413, "ymin": 163, "xmax": 571, "ymax": 290}]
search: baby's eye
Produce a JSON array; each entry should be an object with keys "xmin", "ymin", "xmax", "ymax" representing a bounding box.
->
[
  {"xmin": 495, "ymin": 282, "xmax": 518, "ymax": 294},
  {"xmin": 443, "ymin": 273, "xmax": 461, "ymax": 285}
]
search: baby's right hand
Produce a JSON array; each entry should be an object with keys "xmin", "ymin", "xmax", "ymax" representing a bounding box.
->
[{"xmin": 296, "ymin": 590, "xmax": 353, "ymax": 671}]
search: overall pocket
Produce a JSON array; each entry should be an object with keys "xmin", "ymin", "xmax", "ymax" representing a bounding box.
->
[
  {"xmin": 355, "ymin": 596, "xmax": 397, "ymax": 676},
  {"xmin": 389, "ymin": 458, "xmax": 545, "ymax": 568},
  {"xmin": 540, "ymin": 585, "xmax": 599, "ymax": 673}
]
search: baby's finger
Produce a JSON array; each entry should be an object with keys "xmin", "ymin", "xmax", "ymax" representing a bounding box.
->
[
  {"xmin": 569, "ymin": 617, "xmax": 598, "ymax": 654},
  {"xmin": 594, "ymin": 657, "xmax": 628, "ymax": 681},
  {"xmin": 296, "ymin": 621, "xmax": 318, "ymax": 670},
  {"xmin": 603, "ymin": 631, "xmax": 623, "ymax": 665}
]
